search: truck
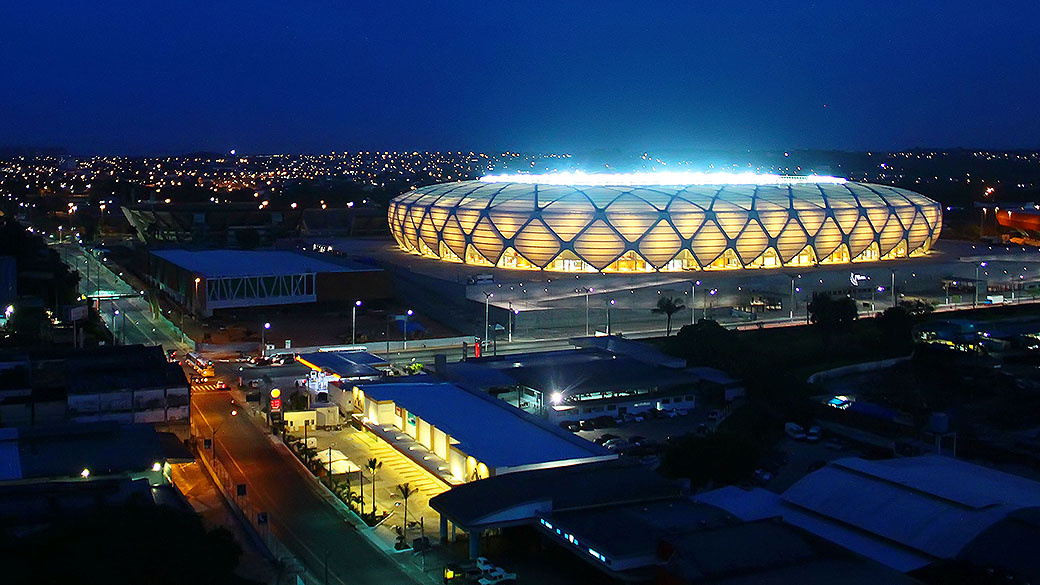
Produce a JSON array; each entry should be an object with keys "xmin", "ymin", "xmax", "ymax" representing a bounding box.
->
[{"xmin": 315, "ymin": 405, "xmax": 343, "ymax": 430}]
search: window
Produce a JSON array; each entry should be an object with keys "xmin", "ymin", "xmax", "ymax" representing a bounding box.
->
[{"xmin": 662, "ymin": 399, "xmax": 671, "ymax": 404}]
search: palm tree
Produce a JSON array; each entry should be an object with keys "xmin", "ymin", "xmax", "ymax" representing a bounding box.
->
[
  {"xmin": 652, "ymin": 296, "xmax": 686, "ymax": 335},
  {"xmin": 366, "ymin": 457, "xmax": 383, "ymax": 517},
  {"xmin": 396, "ymin": 483, "xmax": 420, "ymax": 538}
]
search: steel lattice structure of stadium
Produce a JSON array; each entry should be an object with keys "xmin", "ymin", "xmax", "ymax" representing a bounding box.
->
[{"xmin": 388, "ymin": 173, "xmax": 943, "ymax": 272}]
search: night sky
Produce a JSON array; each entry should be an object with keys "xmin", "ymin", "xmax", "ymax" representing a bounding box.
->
[{"xmin": 2, "ymin": 1, "xmax": 1038, "ymax": 155}]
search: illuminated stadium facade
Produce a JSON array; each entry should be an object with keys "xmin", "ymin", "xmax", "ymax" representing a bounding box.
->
[{"xmin": 388, "ymin": 173, "xmax": 943, "ymax": 273}]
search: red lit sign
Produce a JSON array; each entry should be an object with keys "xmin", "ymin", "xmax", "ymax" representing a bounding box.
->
[{"xmin": 270, "ymin": 398, "xmax": 281, "ymax": 410}]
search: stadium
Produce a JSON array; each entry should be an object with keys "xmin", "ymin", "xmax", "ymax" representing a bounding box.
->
[{"xmin": 388, "ymin": 173, "xmax": 943, "ymax": 273}]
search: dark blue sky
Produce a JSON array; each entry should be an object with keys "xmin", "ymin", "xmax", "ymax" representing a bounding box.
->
[{"xmin": 2, "ymin": 1, "xmax": 1038, "ymax": 155}]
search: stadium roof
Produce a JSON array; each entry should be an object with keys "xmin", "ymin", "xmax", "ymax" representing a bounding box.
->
[
  {"xmin": 151, "ymin": 249, "xmax": 376, "ymax": 278},
  {"xmin": 358, "ymin": 381, "xmax": 610, "ymax": 470}
]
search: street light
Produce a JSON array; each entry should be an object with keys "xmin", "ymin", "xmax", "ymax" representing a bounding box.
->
[
  {"xmin": 691, "ymin": 280, "xmax": 701, "ymax": 325},
  {"xmin": 975, "ymin": 261, "xmax": 988, "ymax": 307},
  {"xmin": 352, "ymin": 300, "xmax": 362, "ymax": 345},
  {"xmin": 327, "ymin": 442, "xmax": 336, "ymax": 489},
  {"xmin": 575, "ymin": 287, "xmax": 593, "ymax": 336},
  {"xmin": 261, "ymin": 322, "xmax": 271, "ymax": 357},
  {"xmin": 607, "ymin": 299, "xmax": 615, "ymax": 335},
  {"xmin": 194, "ymin": 277, "xmax": 201, "ymax": 314},
  {"xmin": 403, "ymin": 310, "xmax": 413, "ymax": 349},
  {"xmin": 872, "ymin": 286, "xmax": 885, "ymax": 312},
  {"xmin": 483, "ymin": 291, "xmax": 493, "ymax": 350},
  {"xmin": 508, "ymin": 302, "xmax": 517, "ymax": 343}
]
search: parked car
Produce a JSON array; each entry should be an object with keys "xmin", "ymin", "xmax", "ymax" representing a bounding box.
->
[
  {"xmin": 753, "ymin": 468, "xmax": 773, "ymax": 484},
  {"xmin": 559, "ymin": 421, "xmax": 580, "ymax": 432},
  {"xmin": 694, "ymin": 423, "xmax": 709, "ymax": 437},
  {"xmin": 806, "ymin": 425, "xmax": 822, "ymax": 442},
  {"xmin": 478, "ymin": 571, "xmax": 516, "ymax": 585},
  {"xmin": 674, "ymin": 408, "xmax": 689, "ymax": 416},
  {"xmin": 784, "ymin": 422, "xmax": 807, "ymax": 440},
  {"xmin": 659, "ymin": 409, "xmax": 678, "ymax": 418},
  {"xmin": 579, "ymin": 420, "xmax": 595, "ymax": 431},
  {"xmin": 707, "ymin": 409, "xmax": 724, "ymax": 421},
  {"xmin": 475, "ymin": 557, "xmax": 495, "ymax": 572},
  {"xmin": 602, "ymin": 438, "xmax": 629, "ymax": 450},
  {"xmin": 591, "ymin": 415, "xmax": 617, "ymax": 429},
  {"xmin": 623, "ymin": 413, "xmax": 645, "ymax": 423},
  {"xmin": 629, "ymin": 435, "xmax": 648, "ymax": 446},
  {"xmin": 594, "ymin": 433, "xmax": 620, "ymax": 445}
]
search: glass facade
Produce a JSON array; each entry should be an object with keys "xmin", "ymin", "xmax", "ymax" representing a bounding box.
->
[{"xmin": 388, "ymin": 180, "xmax": 943, "ymax": 272}]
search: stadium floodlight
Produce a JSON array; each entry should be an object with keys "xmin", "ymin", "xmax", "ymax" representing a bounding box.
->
[{"xmin": 479, "ymin": 171, "xmax": 847, "ymax": 186}]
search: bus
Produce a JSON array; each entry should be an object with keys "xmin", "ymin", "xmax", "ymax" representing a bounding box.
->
[{"xmin": 185, "ymin": 352, "xmax": 215, "ymax": 377}]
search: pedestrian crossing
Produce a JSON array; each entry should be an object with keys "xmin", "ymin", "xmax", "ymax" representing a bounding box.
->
[{"xmin": 192, "ymin": 382, "xmax": 226, "ymax": 393}]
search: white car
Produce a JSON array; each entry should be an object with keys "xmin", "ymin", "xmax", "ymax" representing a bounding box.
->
[
  {"xmin": 785, "ymin": 422, "xmax": 807, "ymax": 440},
  {"xmin": 479, "ymin": 571, "xmax": 516, "ymax": 584},
  {"xmin": 602, "ymin": 438, "xmax": 629, "ymax": 450},
  {"xmin": 475, "ymin": 557, "xmax": 494, "ymax": 572}
]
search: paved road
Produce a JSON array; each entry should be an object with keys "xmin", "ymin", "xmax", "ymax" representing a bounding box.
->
[
  {"xmin": 58, "ymin": 243, "xmax": 191, "ymax": 351},
  {"xmin": 193, "ymin": 392, "xmax": 422, "ymax": 585}
]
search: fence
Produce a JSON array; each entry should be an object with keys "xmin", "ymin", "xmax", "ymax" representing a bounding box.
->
[{"xmin": 191, "ymin": 407, "xmax": 307, "ymax": 584}]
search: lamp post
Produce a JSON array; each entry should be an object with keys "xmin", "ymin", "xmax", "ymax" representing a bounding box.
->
[
  {"xmin": 691, "ymin": 280, "xmax": 700, "ymax": 325},
  {"xmin": 327, "ymin": 442, "xmax": 335, "ymax": 490},
  {"xmin": 261, "ymin": 322, "xmax": 271, "ymax": 357},
  {"xmin": 707, "ymin": 288, "xmax": 718, "ymax": 319},
  {"xmin": 607, "ymin": 299, "xmax": 615, "ymax": 335},
  {"xmin": 890, "ymin": 269, "xmax": 896, "ymax": 307},
  {"xmin": 575, "ymin": 287, "xmax": 593, "ymax": 336},
  {"xmin": 483, "ymin": 291, "xmax": 493, "ymax": 351},
  {"xmin": 508, "ymin": 302, "xmax": 516, "ymax": 343},
  {"xmin": 352, "ymin": 300, "xmax": 362, "ymax": 345},
  {"xmin": 975, "ymin": 261, "xmax": 988, "ymax": 307},
  {"xmin": 403, "ymin": 310, "xmax": 413, "ymax": 349},
  {"xmin": 194, "ymin": 277, "xmax": 201, "ymax": 314},
  {"xmin": 786, "ymin": 274, "xmax": 794, "ymax": 316},
  {"xmin": 872, "ymin": 286, "xmax": 885, "ymax": 312}
]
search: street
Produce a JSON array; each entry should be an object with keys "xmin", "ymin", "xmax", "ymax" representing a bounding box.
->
[
  {"xmin": 58, "ymin": 242, "xmax": 191, "ymax": 351},
  {"xmin": 193, "ymin": 392, "xmax": 424, "ymax": 585}
]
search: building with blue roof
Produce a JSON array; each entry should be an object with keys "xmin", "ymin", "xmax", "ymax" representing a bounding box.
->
[
  {"xmin": 352, "ymin": 380, "xmax": 614, "ymax": 482},
  {"xmin": 694, "ymin": 455, "xmax": 1040, "ymax": 581}
]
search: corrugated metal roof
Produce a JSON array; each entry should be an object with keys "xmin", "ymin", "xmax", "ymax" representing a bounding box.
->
[
  {"xmin": 152, "ymin": 249, "xmax": 375, "ymax": 278},
  {"xmin": 359, "ymin": 381, "xmax": 609, "ymax": 469}
]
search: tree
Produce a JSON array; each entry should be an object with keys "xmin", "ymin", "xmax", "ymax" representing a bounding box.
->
[
  {"xmin": 671, "ymin": 319, "xmax": 741, "ymax": 369},
  {"xmin": 366, "ymin": 457, "xmax": 383, "ymax": 517},
  {"xmin": 807, "ymin": 294, "xmax": 857, "ymax": 331},
  {"xmin": 396, "ymin": 483, "xmax": 420, "ymax": 541},
  {"xmin": 652, "ymin": 296, "xmax": 686, "ymax": 336}
]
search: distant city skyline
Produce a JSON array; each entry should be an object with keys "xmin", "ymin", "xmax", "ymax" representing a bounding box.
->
[{"xmin": 2, "ymin": 2, "xmax": 1039, "ymax": 155}]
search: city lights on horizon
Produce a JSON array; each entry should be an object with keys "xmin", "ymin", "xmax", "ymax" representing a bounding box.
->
[{"xmin": 480, "ymin": 171, "xmax": 847, "ymax": 186}]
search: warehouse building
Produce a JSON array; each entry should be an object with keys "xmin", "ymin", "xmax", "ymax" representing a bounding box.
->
[{"xmin": 148, "ymin": 249, "xmax": 390, "ymax": 317}]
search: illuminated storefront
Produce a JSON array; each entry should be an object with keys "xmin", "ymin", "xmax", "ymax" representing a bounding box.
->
[{"xmin": 388, "ymin": 172, "xmax": 943, "ymax": 272}]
